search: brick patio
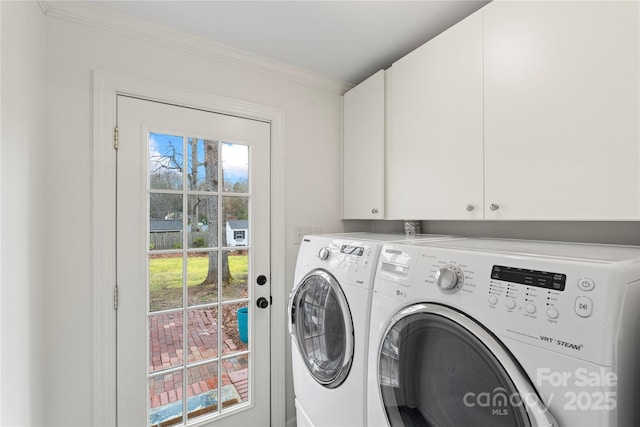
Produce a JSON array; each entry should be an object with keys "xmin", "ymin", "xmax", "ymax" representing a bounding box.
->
[{"xmin": 148, "ymin": 308, "xmax": 249, "ymax": 414}]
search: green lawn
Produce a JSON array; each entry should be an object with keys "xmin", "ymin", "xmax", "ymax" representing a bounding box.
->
[{"xmin": 149, "ymin": 253, "xmax": 248, "ymax": 311}]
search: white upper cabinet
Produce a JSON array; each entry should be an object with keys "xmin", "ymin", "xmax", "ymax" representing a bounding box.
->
[
  {"xmin": 343, "ymin": 70, "xmax": 386, "ymax": 219},
  {"xmin": 484, "ymin": 1, "xmax": 639, "ymax": 220},
  {"xmin": 387, "ymin": 11, "xmax": 484, "ymax": 220},
  {"xmin": 348, "ymin": 1, "xmax": 638, "ymax": 220}
]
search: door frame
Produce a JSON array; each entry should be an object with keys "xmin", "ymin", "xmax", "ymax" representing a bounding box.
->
[{"xmin": 92, "ymin": 70, "xmax": 286, "ymax": 426}]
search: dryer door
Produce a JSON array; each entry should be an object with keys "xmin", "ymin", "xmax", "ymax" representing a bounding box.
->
[
  {"xmin": 378, "ymin": 303, "xmax": 557, "ymax": 427},
  {"xmin": 290, "ymin": 269, "xmax": 354, "ymax": 388}
]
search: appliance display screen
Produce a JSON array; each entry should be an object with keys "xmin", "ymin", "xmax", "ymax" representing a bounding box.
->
[
  {"xmin": 341, "ymin": 245, "xmax": 364, "ymax": 256},
  {"xmin": 491, "ymin": 265, "xmax": 566, "ymax": 291}
]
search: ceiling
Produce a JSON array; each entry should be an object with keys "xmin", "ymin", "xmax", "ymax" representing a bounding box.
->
[{"xmin": 87, "ymin": 1, "xmax": 490, "ymax": 85}]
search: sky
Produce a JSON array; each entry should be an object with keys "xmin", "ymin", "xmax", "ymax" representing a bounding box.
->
[{"xmin": 149, "ymin": 132, "xmax": 249, "ymax": 188}]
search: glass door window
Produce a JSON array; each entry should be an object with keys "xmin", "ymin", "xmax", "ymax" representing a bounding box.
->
[{"xmin": 147, "ymin": 134, "xmax": 251, "ymax": 426}]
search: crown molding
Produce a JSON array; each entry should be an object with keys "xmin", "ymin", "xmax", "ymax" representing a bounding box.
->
[{"xmin": 43, "ymin": 1, "xmax": 353, "ymax": 94}]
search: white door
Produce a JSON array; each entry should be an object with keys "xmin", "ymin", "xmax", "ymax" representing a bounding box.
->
[{"xmin": 116, "ymin": 95, "xmax": 271, "ymax": 426}]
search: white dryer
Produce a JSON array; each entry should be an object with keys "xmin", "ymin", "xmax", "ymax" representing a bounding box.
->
[
  {"xmin": 367, "ymin": 238, "xmax": 640, "ymax": 427},
  {"xmin": 289, "ymin": 233, "xmax": 453, "ymax": 427}
]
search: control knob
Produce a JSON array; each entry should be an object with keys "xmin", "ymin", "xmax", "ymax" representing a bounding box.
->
[
  {"xmin": 318, "ymin": 247, "xmax": 330, "ymax": 261},
  {"xmin": 435, "ymin": 266, "xmax": 462, "ymax": 291}
]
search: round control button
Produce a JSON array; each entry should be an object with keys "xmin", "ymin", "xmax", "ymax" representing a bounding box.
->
[
  {"xmin": 547, "ymin": 308, "xmax": 559, "ymax": 319},
  {"xmin": 488, "ymin": 295, "xmax": 498, "ymax": 305},
  {"xmin": 506, "ymin": 299, "xmax": 516, "ymax": 310},
  {"xmin": 577, "ymin": 277, "xmax": 595, "ymax": 291},
  {"xmin": 575, "ymin": 296, "xmax": 593, "ymax": 318},
  {"xmin": 525, "ymin": 303, "xmax": 536, "ymax": 314}
]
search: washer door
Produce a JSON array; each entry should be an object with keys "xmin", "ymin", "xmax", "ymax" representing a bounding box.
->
[
  {"xmin": 290, "ymin": 269, "xmax": 354, "ymax": 388},
  {"xmin": 378, "ymin": 303, "xmax": 557, "ymax": 427}
]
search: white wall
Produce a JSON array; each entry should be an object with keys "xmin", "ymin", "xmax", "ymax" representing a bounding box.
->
[
  {"xmin": 0, "ymin": 1, "xmax": 46, "ymax": 425},
  {"xmin": 42, "ymin": 9, "xmax": 349, "ymax": 426}
]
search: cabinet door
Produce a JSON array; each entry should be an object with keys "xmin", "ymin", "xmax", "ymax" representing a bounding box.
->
[
  {"xmin": 343, "ymin": 70, "xmax": 385, "ymax": 219},
  {"xmin": 484, "ymin": 1, "xmax": 640, "ymax": 220},
  {"xmin": 387, "ymin": 10, "xmax": 483, "ymax": 220}
]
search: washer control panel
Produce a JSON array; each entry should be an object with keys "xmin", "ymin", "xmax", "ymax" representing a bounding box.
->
[
  {"xmin": 374, "ymin": 240, "xmax": 639, "ymax": 366},
  {"xmin": 487, "ymin": 268, "xmax": 598, "ymax": 321}
]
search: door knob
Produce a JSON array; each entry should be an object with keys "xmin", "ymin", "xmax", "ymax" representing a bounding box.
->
[
  {"xmin": 490, "ymin": 203, "xmax": 500, "ymax": 211},
  {"xmin": 256, "ymin": 297, "xmax": 269, "ymax": 309}
]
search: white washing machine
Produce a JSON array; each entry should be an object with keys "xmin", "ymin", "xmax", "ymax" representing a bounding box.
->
[
  {"xmin": 289, "ymin": 233, "xmax": 454, "ymax": 427},
  {"xmin": 367, "ymin": 238, "xmax": 640, "ymax": 427}
]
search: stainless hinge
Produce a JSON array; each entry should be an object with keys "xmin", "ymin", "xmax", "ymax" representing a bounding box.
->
[
  {"xmin": 114, "ymin": 285, "xmax": 119, "ymax": 310},
  {"xmin": 114, "ymin": 126, "xmax": 119, "ymax": 150}
]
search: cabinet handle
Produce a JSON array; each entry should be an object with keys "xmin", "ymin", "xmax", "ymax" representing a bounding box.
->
[
  {"xmin": 489, "ymin": 203, "xmax": 500, "ymax": 211},
  {"xmin": 371, "ymin": 208, "xmax": 379, "ymax": 214},
  {"xmin": 466, "ymin": 204, "xmax": 474, "ymax": 212}
]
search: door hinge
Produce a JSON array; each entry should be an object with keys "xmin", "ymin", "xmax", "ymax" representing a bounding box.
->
[
  {"xmin": 114, "ymin": 285, "xmax": 119, "ymax": 310},
  {"xmin": 114, "ymin": 126, "xmax": 119, "ymax": 150}
]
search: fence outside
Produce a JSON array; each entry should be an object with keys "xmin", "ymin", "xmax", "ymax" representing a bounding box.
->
[{"xmin": 150, "ymin": 232, "xmax": 207, "ymax": 250}]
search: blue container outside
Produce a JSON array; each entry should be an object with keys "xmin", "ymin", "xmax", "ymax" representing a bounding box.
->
[{"xmin": 237, "ymin": 307, "xmax": 248, "ymax": 343}]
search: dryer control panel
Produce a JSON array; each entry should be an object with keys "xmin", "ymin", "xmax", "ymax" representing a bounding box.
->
[
  {"xmin": 319, "ymin": 243, "xmax": 373, "ymax": 274},
  {"xmin": 294, "ymin": 236, "xmax": 383, "ymax": 290}
]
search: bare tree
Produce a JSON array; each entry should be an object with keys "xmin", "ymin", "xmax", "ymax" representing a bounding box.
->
[
  {"xmin": 151, "ymin": 137, "xmax": 232, "ymax": 286},
  {"xmin": 202, "ymin": 140, "xmax": 230, "ymax": 285}
]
